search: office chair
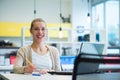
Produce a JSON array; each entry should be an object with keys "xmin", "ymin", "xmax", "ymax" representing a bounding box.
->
[{"xmin": 72, "ymin": 53, "xmax": 120, "ymax": 80}]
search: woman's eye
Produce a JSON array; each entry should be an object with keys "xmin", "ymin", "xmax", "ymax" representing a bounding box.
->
[
  {"xmin": 34, "ymin": 28, "xmax": 39, "ymax": 30},
  {"xmin": 42, "ymin": 28, "xmax": 45, "ymax": 31},
  {"xmin": 33, "ymin": 27, "xmax": 46, "ymax": 31}
]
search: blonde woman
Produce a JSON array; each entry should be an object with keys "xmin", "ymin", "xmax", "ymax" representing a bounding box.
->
[{"xmin": 13, "ymin": 18, "xmax": 61, "ymax": 74}]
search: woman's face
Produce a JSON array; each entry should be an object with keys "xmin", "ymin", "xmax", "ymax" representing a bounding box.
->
[{"xmin": 30, "ymin": 21, "xmax": 46, "ymax": 43}]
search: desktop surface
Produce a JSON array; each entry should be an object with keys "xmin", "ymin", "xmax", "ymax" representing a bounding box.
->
[
  {"xmin": 0, "ymin": 73, "xmax": 72, "ymax": 80},
  {"xmin": 1, "ymin": 72, "xmax": 120, "ymax": 80},
  {"xmin": 76, "ymin": 72, "xmax": 120, "ymax": 80}
]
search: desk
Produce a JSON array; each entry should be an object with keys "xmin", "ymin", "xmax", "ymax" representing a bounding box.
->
[
  {"xmin": 62, "ymin": 64, "xmax": 120, "ymax": 71},
  {"xmin": 0, "ymin": 73, "xmax": 120, "ymax": 80},
  {"xmin": 99, "ymin": 64, "xmax": 120, "ymax": 71},
  {"xmin": 76, "ymin": 73, "xmax": 120, "ymax": 80},
  {"xmin": 108, "ymin": 46, "xmax": 120, "ymax": 49},
  {"xmin": 0, "ymin": 73, "xmax": 72, "ymax": 80},
  {"xmin": 108, "ymin": 46, "xmax": 120, "ymax": 54},
  {"xmin": 0, "ymin": 66, "xmax": 13, "ymax": 72}
]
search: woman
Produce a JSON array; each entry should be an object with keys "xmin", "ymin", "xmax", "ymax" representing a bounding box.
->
[{"xmin": 13, "ymin": 18, "xmax": 61, "ymax": 74}]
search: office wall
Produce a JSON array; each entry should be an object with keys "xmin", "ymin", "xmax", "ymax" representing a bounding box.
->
[
  {"xmin": 0, "ymin": 0, "xmax": 72, "ymax": 23},
  {"xmin": 0, "ymin": 0, "xmax": 72, "ymax": 47},
  {"xmin": 91, "ymin": 0, "xmax": 109, "ymax": 6},
  {"xmin": 0, "ymin": 0, "xmax": 88, "ymax": 47},
  {"xmin": 0, "ymin": 0, "xmax": 34, "ymax": 22},
  {"xmin": 72, "ymin": 0, "xmax": 89, "ymax": 28},
  {"xmin": 72, "ymin": 0, "xmax": 89, "ymax": 41}
]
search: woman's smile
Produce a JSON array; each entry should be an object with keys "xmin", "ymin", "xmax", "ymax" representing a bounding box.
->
[{"xmin": 36, "ymin": 34, "xmax": 44, "ymax": 39}]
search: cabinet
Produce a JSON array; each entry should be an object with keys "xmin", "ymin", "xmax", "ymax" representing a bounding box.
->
[
  {"xmin": 21, "ymin": 27, "xmax": 107, "ymax": 56},
  {"xmin": 0, "ymin": 47, "xmax": 19, "ymax": 73}
]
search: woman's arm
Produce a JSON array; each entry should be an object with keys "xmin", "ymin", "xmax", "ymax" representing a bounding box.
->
[
  {"xmin": 53, "ymin": 47, "xmax": 61, "ymax": 71},
  {"xmin": 13, "ymin": 49, "xmax": 26, "ymax": 74},
  {"xmin": 13, "ymin": 47, "xmax": 36, "ymax": 74}
]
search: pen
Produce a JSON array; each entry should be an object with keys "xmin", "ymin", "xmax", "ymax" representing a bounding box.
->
[
  {"xmin": 19, "ymin": 50, "xmax": 33, "ymax": 66},
  {"xmin": 25, "ymin": 58, "xmax": 41, "ymax": 76},
  {"xmin": 25, "ymin": 58, "xmax": 33, "ymax": 66}
]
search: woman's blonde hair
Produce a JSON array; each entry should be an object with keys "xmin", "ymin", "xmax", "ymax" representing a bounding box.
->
[{"xmin": 30, "ymin": 18, "xmax": 46, "ymax": 30}]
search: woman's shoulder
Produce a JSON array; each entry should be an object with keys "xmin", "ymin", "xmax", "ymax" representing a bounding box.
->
[
  {"xmin": 46, "ymin": 45, "xmax": 60, "ymax": 55},
  {"xmin": 47, "ymin": 45, "xmax": 58, "ymax": 50},
  {"xmin": 18, "ymin": 45, "xmax": 31, "ymax": 52}
]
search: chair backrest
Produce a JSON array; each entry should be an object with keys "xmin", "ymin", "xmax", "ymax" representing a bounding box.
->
[{"xmin": 72, "ymin": 53, "xmax": 120, "ymax": 80}]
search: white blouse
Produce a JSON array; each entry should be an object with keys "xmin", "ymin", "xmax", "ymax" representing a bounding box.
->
[{"xmin": 31, "ymin": 48, "xmax": 52, "ymax": 70}]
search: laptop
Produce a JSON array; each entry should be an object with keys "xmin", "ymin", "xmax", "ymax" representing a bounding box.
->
[
  {"xmin": 80, "ymin": 42, "xmax": 105, "ymax": 55},
  {"xmin": 48, "ymin": 42, "xmax": 105, "ymax": 75},
  {"xmin": 76, "ymin": 42, "xmax": 105, "ymax": 74}
]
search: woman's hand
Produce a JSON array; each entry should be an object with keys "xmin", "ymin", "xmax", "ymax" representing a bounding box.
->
[
  {"xmin": 24, "ymin": 64, "xmax": 36, "ymax": 73},
  {"xmin": 39, "ymin": 69, "xmax": 50, "ymax": 74}
]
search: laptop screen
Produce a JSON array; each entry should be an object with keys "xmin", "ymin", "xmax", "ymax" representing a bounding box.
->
[
  {"xmin": 80, "ymin": 42, "xmax": 105, "ymax": 55},
  {"xmin": 74, "ymin": 43, "xmax": 105, "ymax": 75}
]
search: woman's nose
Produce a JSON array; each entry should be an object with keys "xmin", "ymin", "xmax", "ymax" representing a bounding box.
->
[
  {"xmin": 38, "ymin": 29, "xmax": 42, "ymax": 33},
  {"xmin": 38, "ymin": 29, "xmax": 44, "ymax": 34}
]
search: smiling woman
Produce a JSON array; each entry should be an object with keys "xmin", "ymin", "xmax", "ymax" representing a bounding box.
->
[
  {"xmin": 13, "ymin": 18, "xmax": 61, "ymax": 74},
  {"xmin": 30, "ymin": 18, "xmax": 47, "ymax": 43}
]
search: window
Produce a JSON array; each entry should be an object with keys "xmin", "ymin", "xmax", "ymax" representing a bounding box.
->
[{"xmin": 92, "ymin": 0, "xmax": 120, "ymax": 54}]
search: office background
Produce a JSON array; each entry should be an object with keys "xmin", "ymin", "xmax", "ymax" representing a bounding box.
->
[{"xmin": 0, "ymin": 0, "xmax": 120, "ymax": 73}]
